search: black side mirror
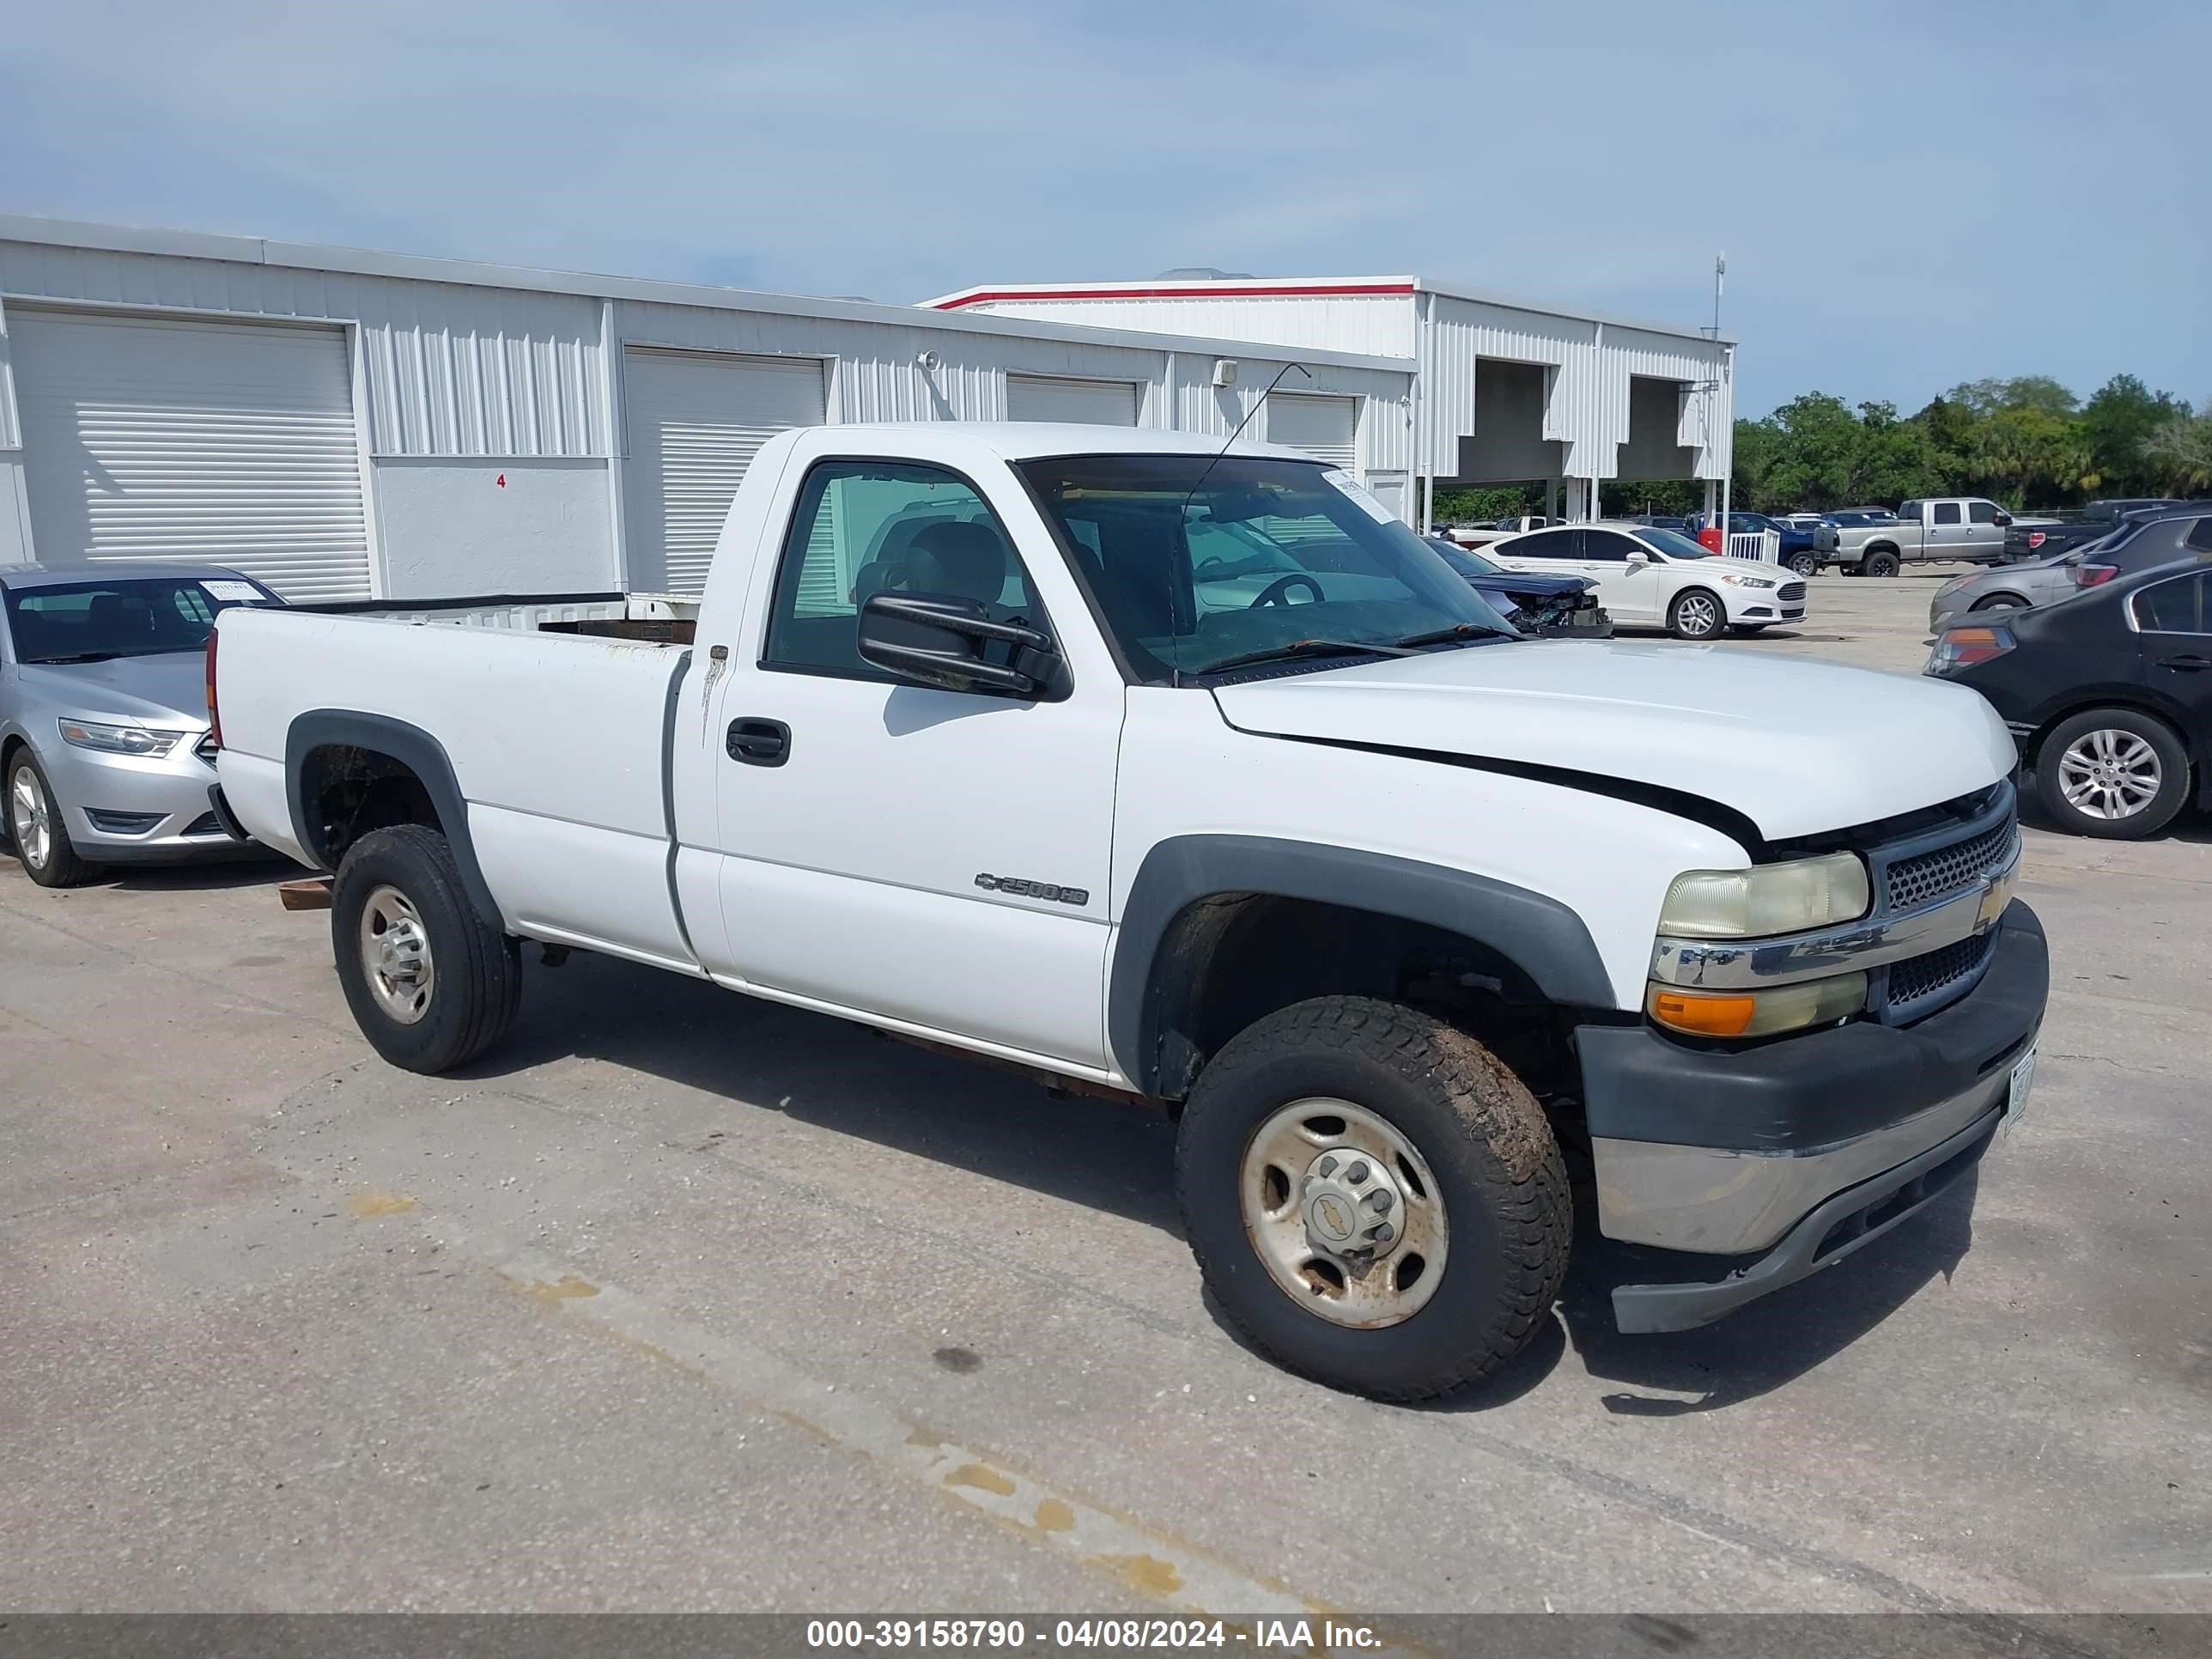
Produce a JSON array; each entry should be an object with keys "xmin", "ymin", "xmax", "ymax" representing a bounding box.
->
[
  {"xmin": 1995, "ymin": 511, "xmax": 2013, "ymax": 527},
  {"xmin": 857, "ymin": 592, "xmax": 1064, "ymax": 700}
]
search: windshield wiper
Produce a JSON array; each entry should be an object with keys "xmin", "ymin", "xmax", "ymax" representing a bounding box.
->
[
  {"xmin": 1391, "ymin": 622, "xmax": 1519, "ymax": 648},
  {"xmin": 1192, "ymin": 637, "xmax": 1422, "ymax": 677},
  {"xmin": 31, "ymin": 652, "xmax": 124, "ymax": 665}
]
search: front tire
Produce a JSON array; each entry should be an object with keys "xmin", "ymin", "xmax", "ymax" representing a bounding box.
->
[
  {"xmin": 1788, "ymin": 551, "xmax": 1820, "ymax": 579},
  {"xmin": 1175, "ymin": 996, "xmax": 1570, "ymax": 1401},
  {"xmin": 1668, "ymin": 588, "xmax": 1725, "ymax": 640},
  {"xmin": 7, "ymin": 751, "xmax": 102, "ymax": 889},
  {"xmin": 331, "ymin": 824, "xmax": 521, "ymax": 1073},
  {"xmin": 2034, "ymin": 708, "xmax": 2191, "ymax": 840}
]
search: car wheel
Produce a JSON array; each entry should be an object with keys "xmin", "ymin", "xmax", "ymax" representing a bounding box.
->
[
  {"xmin": 1971, "ymin": 594, "xmax": 2027, "ymax": 611},
  {"xmin": 331, "ymin": 823, "xmax": 522, "ymax": 1073},
  {"xmin": 1863, "ymin": 550, "xmax": 1902, "ymax": 579},
  {"xmin": 1788, "ymin": 552, "xmax": 1820, "ymax": 579},
  {"xmin": 1668, "ymin": 588, "xmax": 1724, "ymax": 640},
  {"xmin": 1175, "ymin": 996, "xmax": 1570, "ymax": 1401},
  {"xmin": 6, "ymin": 751, "xmax": 102, "ymax": 889},
  {"xmin": 2034, "ymin": 709, "xmax": 2191, "ymax": 840}
]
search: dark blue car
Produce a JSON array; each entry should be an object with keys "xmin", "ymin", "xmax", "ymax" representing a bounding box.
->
[{"xmin": 1425, "ymin": 538, "xmax": 1612, "ymax": 636}]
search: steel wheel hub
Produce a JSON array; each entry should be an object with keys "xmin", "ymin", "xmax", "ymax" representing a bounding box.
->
[
  {"xmin": 1679, "ymin": 595, "xmax": 1719, "ymax": 635},
  {"xmin": 10, "ymin": 769, "xmax": 52, "ymax": 869},
  {"xmin": 2057, "ymin": 730, "xmax": 2160, "ymax": 820},
  {"xmin": 1240, "ymin": 1098, "xmax": 1448, "ymax": 1329},
  {"xmin": 359, "ymin": 884, "xmax": 435, "ymax": 1024}
]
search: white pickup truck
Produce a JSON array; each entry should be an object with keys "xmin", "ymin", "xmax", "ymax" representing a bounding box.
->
[{"xmin": 210, "ymin": 423, "xmax": 2047, "ymax": 1400}]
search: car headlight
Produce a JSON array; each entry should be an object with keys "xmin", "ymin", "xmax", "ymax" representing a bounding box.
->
[
  {"xmin": 57, "ymin": 718, "xmax": 185, "ymax": 757},
  {"xmin": 1718, "ymin": 573, "xmax": 1775, "ymax": 589},
  {"xmin": 1658, "ymin": 852, "xmax": 1870, "ymax": 939},
  {"xmin": 1649, "ymin": 972, "xmax": 1868, "ymax": 1037}
]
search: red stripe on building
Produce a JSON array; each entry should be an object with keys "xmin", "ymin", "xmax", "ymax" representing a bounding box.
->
[{"xmin": 930, "ymin": 282, "xmax": 1415, "ymax": 310}]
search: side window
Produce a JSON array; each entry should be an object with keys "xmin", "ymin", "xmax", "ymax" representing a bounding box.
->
[
  {"xmin": 2134, "ymin": 571, "xmax": 2209, "ymax": 635},
  {"xmin": 1899, "ymin": 501, "xmax": 1921, "ymax": 520},
  {"xmin": 1581, "ymin": 531, "xmax": 1638, "ymax": 563},
  {"xmin": 763, "ymin": 460, "xmax": 1034, "ymax": 676},
  {"xmin": 1968, "ymin": 501, "xmax": 1999, "ymax": 525},
  {"xmin": 1510, "ymin": 529, "xmax": 1577, "ymax": 560},
  {"xmin": 1932, "ymin": 502, "xmax": 1963, "ymax": 526},
  {"xmin": 2186, "ymin": 517, "xmax": 2212, "ymax": 554}
]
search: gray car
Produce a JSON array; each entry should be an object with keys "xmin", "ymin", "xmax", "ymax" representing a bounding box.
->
[
  {"xmin": 1928, "ymin": 506, "xmax": 2212, "ymax": 633},
  {"xmin": 2, "ymin": 562, "xmax": 284, "ymax": 886}
]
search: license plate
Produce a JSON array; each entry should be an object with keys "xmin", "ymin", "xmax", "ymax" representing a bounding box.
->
[{"xmin": 2007, "ymin": 1045, "xmax": 2037, "ymax": 1121}]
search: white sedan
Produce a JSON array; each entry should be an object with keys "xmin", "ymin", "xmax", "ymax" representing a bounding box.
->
[{"xmin": 1489, "ymin": 521, "xmax": 1807, "ymax": 640}]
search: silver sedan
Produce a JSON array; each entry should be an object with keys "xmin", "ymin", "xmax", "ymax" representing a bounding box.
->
[
  {"xmin": 1927, "ymin": 547, "xmax": 2093, "ymax": 633},
  {"xmin": 2, "ymin": 561, "xmax": 283, "ymax": 887}
]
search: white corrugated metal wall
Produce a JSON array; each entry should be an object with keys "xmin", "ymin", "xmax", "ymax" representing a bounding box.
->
[
  {"xmin": 0, "ymin": 222, "xmax": 1418, "ymax": 591},
  {"xmin": 936, "ymin": 284, "xmax": 1733, "ymax": 510}
]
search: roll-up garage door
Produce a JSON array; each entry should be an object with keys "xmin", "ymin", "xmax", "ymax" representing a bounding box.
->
[
  {"xmin": 1265, "ymin": 392, "xmax": 1359, "ymax": 469},
  {"xmin": 623, "ymin": 349, "xmax": 828, "ymax": 594},
  {"xmin": 1005, "ymin": 374, "xmax": 1139, "ymax": 426},
  {"xmin": 12, "ymin": 309, "xmax": 372, "ymax": 601}
]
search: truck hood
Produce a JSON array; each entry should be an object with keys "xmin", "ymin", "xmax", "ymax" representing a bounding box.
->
[
  {"xmin": 1210, "ymin": 641, "xmax": 2017, "ymax": 842},
  {"xmin": 10, "ymin": 652, "xmax": 211, "ymax": 726}
]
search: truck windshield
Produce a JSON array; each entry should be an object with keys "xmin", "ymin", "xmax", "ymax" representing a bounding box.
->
[
  {"xmin": 1017, "ymin": 455, "xmax": 1516, "ymax": 684},
  {"xmin": 4, "ymin": 574, "xmax": 283, "ymax": 665}
]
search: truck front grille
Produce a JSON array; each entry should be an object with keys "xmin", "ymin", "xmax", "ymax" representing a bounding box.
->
[
  {"xmin": 1881, "ymin": 930, "xmax": 1999, "ymax": 1022},
  {"xmin": 1883, "ymin": 817, "xmax": 2017, "ymax": 911}
]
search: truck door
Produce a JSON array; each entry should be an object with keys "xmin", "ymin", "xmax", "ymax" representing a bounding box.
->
[
  {"xmin": 702, "ymin": 454, "xmax": 1123, "ymax": 1072},
  {"xmin": 1924, "ymin": 500, "xmax": 1967, "ymax": 562},
  {"xmin": 1966, "ymin": 499, "xmax": 2007, "ymax": 562}
]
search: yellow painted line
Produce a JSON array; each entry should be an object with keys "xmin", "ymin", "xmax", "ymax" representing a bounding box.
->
[{"xmin": 483, "ymin": 1243, "xmax": 1345, "ymax": 1624}]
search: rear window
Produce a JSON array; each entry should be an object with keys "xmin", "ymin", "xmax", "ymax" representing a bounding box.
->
[
  {"xmin": 2133, "ymin": 571, "xmax": 2209, "ymax": 634},
  {"xmin": 2187, "ymin": 517, "xmax": 2212, "ymax": 554},
  {"xmin": 4, "ymin": 574, "xmax": 283, "ymax": 665},
  {"xmin": 1933, "ymin": 502, "xmax": 1962, "ymax": 526}
]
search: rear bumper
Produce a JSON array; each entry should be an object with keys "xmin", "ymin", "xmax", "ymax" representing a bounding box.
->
[{"xmin": 1575, "ymin": 903, "xmax": 2046, "ymax": 1330}]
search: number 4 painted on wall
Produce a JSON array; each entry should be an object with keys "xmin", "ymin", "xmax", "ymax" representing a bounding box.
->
[{"xmin": 496, "ymin": 474, "xmax": 507, "ymax": 487}]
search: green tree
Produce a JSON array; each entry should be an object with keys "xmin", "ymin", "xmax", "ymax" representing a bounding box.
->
[
  {"xmin": 1849, "ymin": 401, "xmax": 1943, "ymax": 504},
  {"xmin": 1762, "ymin": 392, "xmax": 1862, "ymax": 507},
  {"xmin": 2080, "ymin": 374, "xmax": 2184, "ymax": 495},
  {"xmin": 2142, "ymin": 410, "xmax": 2212, "ymax": 495},
  {"xmin": 1945, "ymin": 375, "xmax": 2080, "ymax": 419}
]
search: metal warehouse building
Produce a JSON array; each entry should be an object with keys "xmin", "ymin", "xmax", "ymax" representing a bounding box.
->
[
  {"xmin": 0, "ymin": 217, "xmax": 1416, "ymax": 603},
  {"xmin": 928, "ymin": 276, "xmax": 1736, "ymax": 529}
]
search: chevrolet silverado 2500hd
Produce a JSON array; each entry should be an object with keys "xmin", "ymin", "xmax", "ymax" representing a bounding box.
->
[{"xmin": 210, "ymin": 424, "xmax": 2047, "ymax": 1400}]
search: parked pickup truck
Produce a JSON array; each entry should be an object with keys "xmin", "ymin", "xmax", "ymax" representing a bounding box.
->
[
  {"xmin": 1838, "ymin": 498, "xmax": 2016, "ymax": 575},
  {"xmin": 2002, "ymin": 498, "xmax": 2189, "ymax": 562},
  {"xmin": 210, "ymin": 423, "xmax": 2047, "ymax": 1400}
]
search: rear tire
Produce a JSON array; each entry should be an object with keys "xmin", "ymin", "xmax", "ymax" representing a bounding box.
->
[
  {"xmin": 2033, "ymin": 708, "xmax": 2191, "ymax": 840},
  {"xmin": 1788, "ymin": 551, "xmax": 1820, "ymax": 579},
  {"xmin": 1863, "ymin": 549, "xmax": 1902, "ymax": 579},
  {"xmin": 1668, "ymin": 588, "xmax": 1725, "ymax": 640},
  {"xmin": 7, "ymin": 751, "xmax": 102, "ymax": 889},
  {"xmin": 1175, "ymin": 996, "xmax": 1570, "ymax": 1401},
  {"xmin": 331, "ymin": 824, "xmax": 521, "ymax": 1073}
]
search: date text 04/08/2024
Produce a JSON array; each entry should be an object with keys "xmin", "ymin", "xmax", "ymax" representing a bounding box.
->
[{"xmin": 804, "ymin": 1619, "xmax": 1386, "ymax": 1650}]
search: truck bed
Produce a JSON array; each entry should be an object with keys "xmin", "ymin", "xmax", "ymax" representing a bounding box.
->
[{"xmin": 216, "ymin": 609, "xmax": 698, "ymax": 970}]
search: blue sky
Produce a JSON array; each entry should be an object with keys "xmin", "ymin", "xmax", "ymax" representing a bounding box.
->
[{"xmin": 3, "ymin": 0, "xmax": 2204, "ymax": 416}]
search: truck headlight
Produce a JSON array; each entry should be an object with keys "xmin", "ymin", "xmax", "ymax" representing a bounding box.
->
[
  {"xmin": 57, "ymin": 718, "xmax": 185, "ymax": 757},
  {"xmin": 1659, "ymin": 853, "xmax": 1870, "ymax": 939},
  {"xmin": 1649, "ymin": 972, "xmax": 1868, "ymax": 1037}
]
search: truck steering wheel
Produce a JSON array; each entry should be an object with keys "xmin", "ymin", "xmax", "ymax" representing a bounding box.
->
[{"xmin": 1250, "ymin": 574, "xmax": 1324, "ymax": 608}]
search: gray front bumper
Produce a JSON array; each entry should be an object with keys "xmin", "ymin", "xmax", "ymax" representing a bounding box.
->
[{"xmin": 1609, "ymin": 1102, "xmax": 2009, "ymax": 1334}]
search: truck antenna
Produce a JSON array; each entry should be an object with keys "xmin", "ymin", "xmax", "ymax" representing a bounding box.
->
[{"xmin": 1169, "ymin": 360, "xmax": 1312, "ymax": 686}]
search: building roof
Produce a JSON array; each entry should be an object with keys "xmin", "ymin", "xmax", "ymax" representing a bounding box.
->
[
  {"xmin": 925, "ymin": 276, "xmax": 1734, "ymax": 347},
  {"xmin": 0, "ymin": 213, "xmax": 1415, "ymax": 375}
]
